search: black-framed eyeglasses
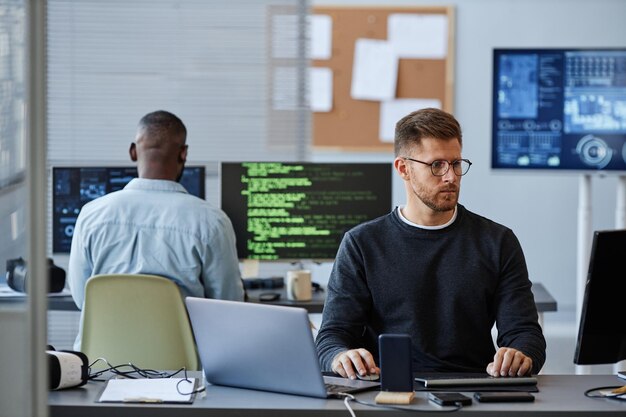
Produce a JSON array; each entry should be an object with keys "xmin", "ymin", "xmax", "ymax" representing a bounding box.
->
[{"xmin": 403, "ymin": 157, "xmax": 472, "ymax": 176}]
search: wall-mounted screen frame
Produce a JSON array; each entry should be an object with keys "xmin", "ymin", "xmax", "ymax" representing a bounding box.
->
[{"xmin": 492, "ymin": 48, "xmax": 626, "ymax": 172}]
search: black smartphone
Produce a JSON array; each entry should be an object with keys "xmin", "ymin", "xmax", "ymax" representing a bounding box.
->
[
  {"xmin": 378, "ymin": 334, "xmax": 413, "ymax": 392},
  {"xmin": 428, "ymin": 392, "xmax": 472, "ymax": 406},
  {"xmin": 474, "ymin": 392, "xmax": 535, "ymax": 403}
]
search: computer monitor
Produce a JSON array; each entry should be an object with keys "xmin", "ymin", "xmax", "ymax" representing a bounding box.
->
[
  {"xmin": 574, "ymin": 229, "xmax": 626, "ymax": 365},
  {"xmin": 220, "ymin": 162, "xmax": 392, "ymax": 261},
  {"xmin": 52, "ymin": 166, "xmax": 205, "ymax": 253},
  {"xmin": 492, "ymin": 48, "xmax": 626, "ymax": 171}
]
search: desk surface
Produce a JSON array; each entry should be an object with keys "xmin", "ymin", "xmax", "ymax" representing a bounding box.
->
[
  {"xmin": 49, "ymin": 374, "xmax": 626, "ymax": 416},
  {"xmin": 245, "ymin": 286, "xmax": 327, "ymax": 313},
  {"xmin": 247, "ymin": 282, "xmax": 558, "ymax": 314},
  {"xmin": 1, "ymin": 282, "xmax": 558, "ymax": 314}
]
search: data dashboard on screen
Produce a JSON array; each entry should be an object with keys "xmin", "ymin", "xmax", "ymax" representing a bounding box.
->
[
  {"xmin": 492, "ymin": 48, "xmax": 626, "ymax": 171},
  {"xmin": 52, "ymin": 166, "xmax": 205, "ymax": 253},
  {"xmin": 221, "ymin": 162, "xmax": 392, "ymax": 261}
]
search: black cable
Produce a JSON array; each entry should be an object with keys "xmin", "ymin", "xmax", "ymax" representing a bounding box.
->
[
  {"xmin": 86, "ymin": 358, "xmax": 207, "ymax": 396},
  {"xmin": 352, "ymin": 397, "xmax": 462, "ymax": 413},
  {"xmin": 336, "ymin": 392, "xmax": 462, "ymax": 413},
  {"xmin": 87, "ymin": 358, "xmax": 185, "ymax": 381},
  {"xmin": 175, "ymin": 367, "xmax": 206, "ymax": 396},
  {"xmin": 583, "ymin": 385, "xmax": 626, "ymax": 401},
  {"xmin": 176, "ymin": 378, "xmax": 206, "ymax": 396}
]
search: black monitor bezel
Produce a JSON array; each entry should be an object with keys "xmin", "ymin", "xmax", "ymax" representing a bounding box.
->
[{"xmin": 573, "ymin": 229, "xmax": 626, "ymax": 365}]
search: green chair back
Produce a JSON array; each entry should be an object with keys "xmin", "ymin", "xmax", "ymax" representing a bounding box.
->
[{"xmin": 81, "ymin": 274, "xmax": 199, "ymax": 370}]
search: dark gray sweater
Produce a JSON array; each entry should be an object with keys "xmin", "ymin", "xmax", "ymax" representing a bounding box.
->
[{"xmin": 315, "ymin": 205, "xmax": 546, "ymax": 374}]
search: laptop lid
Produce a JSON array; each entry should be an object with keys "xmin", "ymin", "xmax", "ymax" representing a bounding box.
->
[{"xmin": 185, "ymin": 297, "xmax": 336, "ymax": 398}]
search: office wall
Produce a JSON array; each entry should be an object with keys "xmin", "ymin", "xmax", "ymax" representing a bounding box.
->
[
  {"xmin": 311, "ymin": 0, "xmax": 626, "ymax": 317},
  {"xmin": 33, "ymin": 0, "xmax": 624, "ymax": 375},
  {"xmin": 42, "ymin": 1, "xmax": 626, "ymax": 360}
]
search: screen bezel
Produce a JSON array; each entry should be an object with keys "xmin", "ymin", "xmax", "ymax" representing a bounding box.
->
[{"xmin": 573, "ymin": 229, "xmax": 626, "ymax": 365}]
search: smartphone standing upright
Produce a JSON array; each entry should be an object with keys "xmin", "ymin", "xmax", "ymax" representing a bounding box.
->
[{"xmin": 379, "ymin": 334, "xmax": 413, "ymax": 392}]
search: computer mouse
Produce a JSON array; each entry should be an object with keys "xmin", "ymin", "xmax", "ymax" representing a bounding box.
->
[{"xmin": 356, "ymin": 373, "xmax": 380, "ymax": 381}]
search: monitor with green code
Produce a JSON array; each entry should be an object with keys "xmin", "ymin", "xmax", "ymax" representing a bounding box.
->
[{"xmin": 220, "ymin": 162, "xmax": 392, "ymax": 261}]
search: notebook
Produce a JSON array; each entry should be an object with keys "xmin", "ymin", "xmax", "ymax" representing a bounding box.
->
[
  {"xmin": 185, "ymin": 297, "xmax": 380, "ymax": 398},
  {"xmin": 414, "ymin": 372, "xmax": 538, "ymax": 388}
]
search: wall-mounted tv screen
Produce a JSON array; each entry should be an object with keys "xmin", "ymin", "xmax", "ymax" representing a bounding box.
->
[
  {"xmin": 221, "ymin": 162, "xmax": 392, "ymax": 261},
  {"xmin": 52, "ymin": 166, "xmax": 205, "ymax": 253},
  {"xmin": 492, "ymin": 48, "xmax": 626, "ymax": 171}
]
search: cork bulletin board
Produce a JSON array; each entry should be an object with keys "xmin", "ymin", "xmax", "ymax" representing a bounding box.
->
[{"xmin": 311, "ymin": 6, "xmax": 455, "ymax": 151}]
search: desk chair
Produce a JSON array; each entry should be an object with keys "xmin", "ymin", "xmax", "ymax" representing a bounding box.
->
[{"xmin": 80, "ymin": 274, "xmax": 199, "ymax": 370}]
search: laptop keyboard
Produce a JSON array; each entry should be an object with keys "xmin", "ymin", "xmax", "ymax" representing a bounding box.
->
[
  {"xmin": 325, "ymin": 383, "xmax": 355, "ymax": 395},
  {"xmin": 323, "ymin": 375, "xmax": 380, "ymax": 396}
]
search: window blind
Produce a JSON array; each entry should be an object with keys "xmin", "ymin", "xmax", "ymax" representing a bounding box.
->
[{"xmin": 47, "ymin": 0, "xmax": 309, "ymax": 167}]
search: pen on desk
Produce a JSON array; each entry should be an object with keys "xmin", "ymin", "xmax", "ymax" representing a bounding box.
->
[{"xmin": 122, "ymin": 397, "xmax": 164, "ymax": 403}]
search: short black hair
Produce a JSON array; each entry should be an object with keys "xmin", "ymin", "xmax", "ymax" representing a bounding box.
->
[{"xmin": 137, "ymin": 110, "xmax": 187, "ymax": 144}]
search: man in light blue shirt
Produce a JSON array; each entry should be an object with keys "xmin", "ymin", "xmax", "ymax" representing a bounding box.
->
[{"xmin": 68, "ymin": 110, "xmax": 244, "ymax": 348}]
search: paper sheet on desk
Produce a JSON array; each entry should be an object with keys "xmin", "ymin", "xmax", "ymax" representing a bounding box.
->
[
  {"xmin": 0, "ymin": 286, "xmax": 23, "ymax": 297},
  {"xmin": 0, "ymin": 285, "xmax": 71, "ymax": 298},
  {"xmin": 98, "ymin": 378, "xmax": 197, "ymax": 403}
]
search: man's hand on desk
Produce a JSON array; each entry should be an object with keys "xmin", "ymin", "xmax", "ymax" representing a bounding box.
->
[
  {"xmin": 331, "ymin": 348, "xmax": 380, "ymax": 380},
  {"xmin": 487, "ymin": 347, "xmax": 533, "ymax": 377},
  {"xmin": 330, "ymin": 345, "xmax": 533, "ymax": 380}
]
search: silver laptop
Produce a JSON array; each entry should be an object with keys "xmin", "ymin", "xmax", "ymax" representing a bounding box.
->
[{"xmin": 185, "ymin": 297, "xmax": 379, "ymax": 398}]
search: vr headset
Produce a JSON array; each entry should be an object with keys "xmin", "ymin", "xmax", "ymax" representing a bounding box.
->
[
  {"xmin": 47, "ymin": 346, "xmax": 89, "ymax": 390},
  {"xmin": 5, "ymin": 257, "xmax": 66, "ymax": 293}
]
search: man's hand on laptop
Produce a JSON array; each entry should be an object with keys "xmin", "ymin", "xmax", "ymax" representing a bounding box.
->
[
  {"xmin": 486, "ymin": 347, "xmax": 533, "ymax": 377},
  {"xmin": 332, "ymin": 348, "xmax": 380, "ymax": 380}
]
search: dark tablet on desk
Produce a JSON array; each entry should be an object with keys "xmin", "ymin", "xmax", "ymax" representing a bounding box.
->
[{"xmin": 414, "ymin": 373, "xmax": 538, "ymax": 392}]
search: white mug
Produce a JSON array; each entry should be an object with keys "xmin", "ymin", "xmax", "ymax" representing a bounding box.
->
[{"xmin": 286, "ymin": 270, "xmax": 312, "ymax": 301}]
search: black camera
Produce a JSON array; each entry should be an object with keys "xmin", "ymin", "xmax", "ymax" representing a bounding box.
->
[{"xmin": 6, "ymin": 257, "xmax": 66, "ymax": 293}]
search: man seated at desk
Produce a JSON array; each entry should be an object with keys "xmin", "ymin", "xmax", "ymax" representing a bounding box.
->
[
  {"xmin": 68, "ymin": 110, "xmax": 244, "ymax": 349},
  {"xmin": 315, "ymin": 108, "xmax": 546, "ymax": 380}
]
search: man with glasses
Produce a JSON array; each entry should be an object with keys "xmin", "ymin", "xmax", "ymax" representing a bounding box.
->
[{"xmin": 316, "ymin": 108, "xmax": 545, "ymax": 380}]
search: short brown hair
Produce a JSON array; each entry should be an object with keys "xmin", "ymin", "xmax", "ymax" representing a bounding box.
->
[{"xmin": 394, "ymin": 108, "xmax": 462, "ymax": 156}]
